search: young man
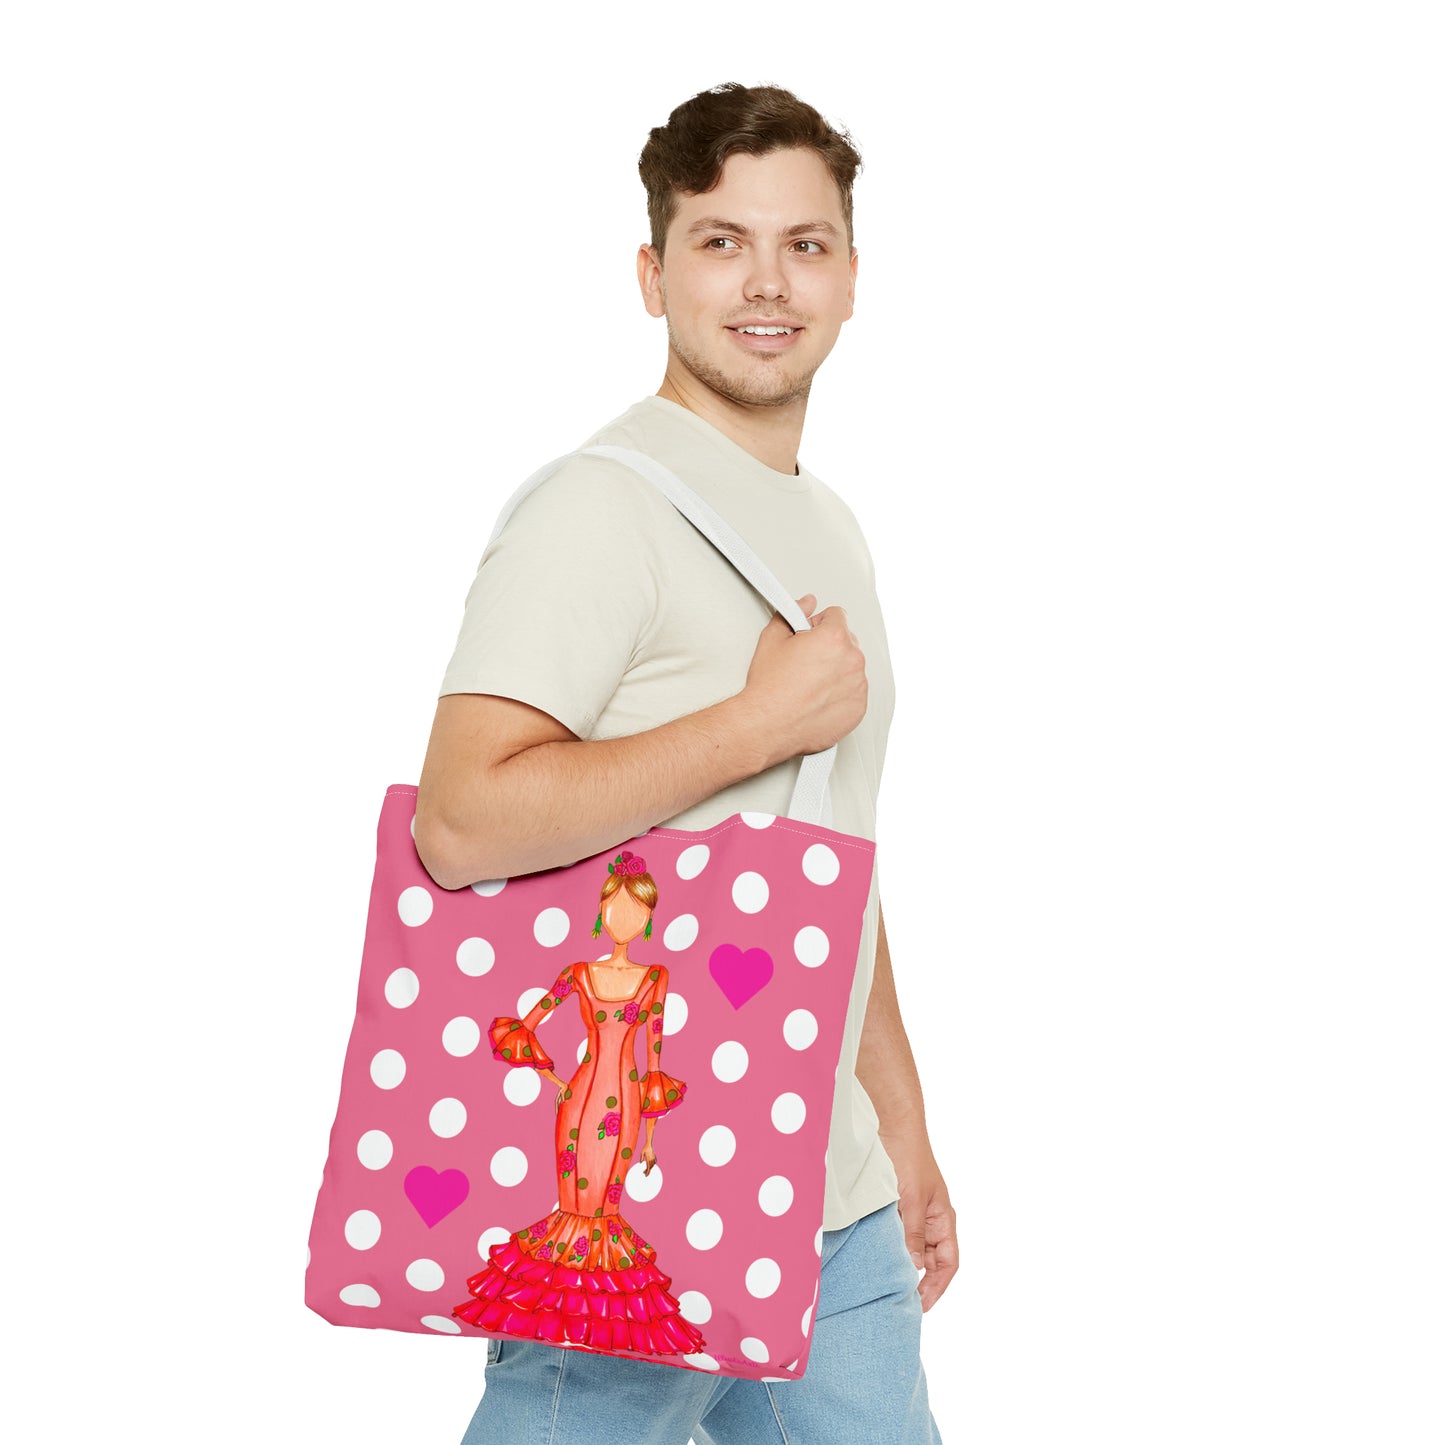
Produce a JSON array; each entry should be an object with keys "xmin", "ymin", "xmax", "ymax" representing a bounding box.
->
[{"xmin": 416, "ymin": 82, "xmax": 954, "ymax": 1444}]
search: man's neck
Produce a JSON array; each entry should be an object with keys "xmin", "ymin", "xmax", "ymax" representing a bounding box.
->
[{"xmin": 656, "ymin": 367, "xmax": 807, "ymax": 478}]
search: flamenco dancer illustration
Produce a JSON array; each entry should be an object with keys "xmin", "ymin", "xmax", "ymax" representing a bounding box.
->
[{"xmin": 453, "ymin": 850, "xmax": 706, "ymax": 1356}]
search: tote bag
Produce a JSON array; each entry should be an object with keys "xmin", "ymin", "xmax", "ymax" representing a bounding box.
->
[{"xmin": 305, "ymin": 447, "xmax": 877, "ymax": 1382}]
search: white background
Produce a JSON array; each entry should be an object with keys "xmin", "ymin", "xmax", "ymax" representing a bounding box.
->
[{"xmin": 5, "ymin": 3, "xmax": 1442, "ymax": 1442}]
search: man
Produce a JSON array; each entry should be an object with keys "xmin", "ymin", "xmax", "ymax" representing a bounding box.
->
[{"xmin": 416, "ymin": 82, "xmax": 954, "ymax": 1444}]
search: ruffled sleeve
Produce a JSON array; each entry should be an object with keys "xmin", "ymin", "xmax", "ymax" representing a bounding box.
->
[
  {"xmin": 487, "ymin": 966, "xmax": 576, "ymax": 1071},
  {"xmin": 489, "ymin": 1016, "xmax": 554, "ymax": 1069},
  {"xmin": 640, "ymin": 1068, "xmax": 687, "ymax": 1117}
]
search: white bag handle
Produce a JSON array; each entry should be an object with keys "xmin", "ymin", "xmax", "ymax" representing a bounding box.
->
[{"xmin": 487, "ymin": 445, "xmax": 838, "ymax": 827}]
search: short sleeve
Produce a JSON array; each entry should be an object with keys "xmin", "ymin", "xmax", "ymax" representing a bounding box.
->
[{"xmin": 438, "ymin": 457, "xmax": 672, "ymax": 738}]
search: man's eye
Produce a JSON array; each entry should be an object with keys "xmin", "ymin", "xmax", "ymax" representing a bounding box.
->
[
  {"xmin": 706, "ymin": 237, "xmax": 739, "ymax": 250},
  {"xmin": 792, "ymin": 240, "xmax": 824, "ymax": 255}
]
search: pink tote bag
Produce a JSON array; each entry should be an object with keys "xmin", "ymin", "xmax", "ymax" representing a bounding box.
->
[{"xmin": 305, "ymin": 448, "xmax": 876, "ymax": 1382}]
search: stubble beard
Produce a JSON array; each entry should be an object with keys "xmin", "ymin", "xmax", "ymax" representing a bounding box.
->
[{"xmin": 665, "ymin": 319, "xmax": 816, "ymax": 410}]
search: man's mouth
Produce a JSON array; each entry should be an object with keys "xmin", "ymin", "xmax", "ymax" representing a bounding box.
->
[{"xmin": 733, "ymin": 325, "xmax": 797, "ymax": 336}]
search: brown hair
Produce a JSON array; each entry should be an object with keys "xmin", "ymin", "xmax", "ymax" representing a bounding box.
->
[
  {"xmin": 600, "ymin": 869, "xmax": 658, "ymax": 913},
  {"xmin": 639, "ymin": 83, "xmax": 862, "ymax": 256}
]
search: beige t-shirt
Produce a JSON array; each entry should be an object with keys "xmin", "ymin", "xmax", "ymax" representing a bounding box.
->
[{"xmin": 439, "ymin": 395, "xmax": 900, "ymax": 1231}]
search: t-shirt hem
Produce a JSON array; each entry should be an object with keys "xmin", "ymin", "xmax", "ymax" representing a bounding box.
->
[{"xmin": 822, "ymin": 1174, "xmax": 903, "ymax": 1234}]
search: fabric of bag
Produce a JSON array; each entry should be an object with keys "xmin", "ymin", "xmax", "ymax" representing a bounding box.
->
[{"xmin": 305, "ymin": 449, "xmax": 877, "ymax": 1382}]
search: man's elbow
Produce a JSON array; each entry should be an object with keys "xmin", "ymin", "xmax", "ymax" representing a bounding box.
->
[{"xmin": 413, "ymin": 799, "xmax": 492, "ymax": 892}]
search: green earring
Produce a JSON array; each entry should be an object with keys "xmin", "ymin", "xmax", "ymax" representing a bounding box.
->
[
  {"xmin": 644, "ymin": 918, "xmax": 652, "ymax": 941},
  {"xmin": 592, "ymin": 912, "xmax": 602, "ymax": 938}
]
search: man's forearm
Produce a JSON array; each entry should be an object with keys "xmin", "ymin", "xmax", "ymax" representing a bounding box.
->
[
  {"xmin": 858, "ymin": 909, "xmax": 958, "ymax": 1303},
  {"xmin": 417, "ymin": 693, "xmax": 776, "ymax": 888},
  {"xmin": 856, "ymin": 910, "xmax": 930, "ymax": 1141}
]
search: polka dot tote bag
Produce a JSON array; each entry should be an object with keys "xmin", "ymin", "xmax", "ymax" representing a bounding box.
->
[{"xmin": 305, "ymin": 448, "xmax": 877, "ymax": 1382}]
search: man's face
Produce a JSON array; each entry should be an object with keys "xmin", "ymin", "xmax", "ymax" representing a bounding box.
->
[{"xmin": 639, "ymin": 147, "xmax": 857, "ymax": 411}]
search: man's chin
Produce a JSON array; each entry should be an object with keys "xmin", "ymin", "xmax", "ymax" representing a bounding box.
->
[{"xmin": 678, "ymin": 355, "xmax": 815, "ymax": 409}]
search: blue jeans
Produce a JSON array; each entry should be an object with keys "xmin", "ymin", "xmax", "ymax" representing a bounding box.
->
[{"xmin": 460, "ymin": 1200, "xmax": 942, "ymax": 1443}]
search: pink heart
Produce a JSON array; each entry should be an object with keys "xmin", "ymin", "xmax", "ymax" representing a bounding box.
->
[
  {"xmin": 709, "ymin": 943, "xmax": 774, "ymax": 1010},
  {"xmin": 404, "ymin": 1166, "xmax": 470, "ymax": 1228}
]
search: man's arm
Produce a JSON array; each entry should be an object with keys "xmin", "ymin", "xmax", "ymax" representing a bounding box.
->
[
  {"xmin": 856, "ymin": 908, "xmax": 959, "ymax": 1312},
  {"xmin": 415, "ymin": 594, "xmax": 865, "ymax": 889}
]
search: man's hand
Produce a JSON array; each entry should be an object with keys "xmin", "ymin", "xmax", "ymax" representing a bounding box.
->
[
  {"xmin": 886, "ymin": 1127, "xmax": 959, "ymax": 1313},
  {"xmin": 743, "ymin": 593, "xmax": 869, "ymax": 764}
]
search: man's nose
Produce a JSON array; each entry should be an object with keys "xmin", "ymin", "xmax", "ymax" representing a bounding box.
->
[{"xmin": 745, "ymin": 251, "xmax": 788, "ymax": 303}]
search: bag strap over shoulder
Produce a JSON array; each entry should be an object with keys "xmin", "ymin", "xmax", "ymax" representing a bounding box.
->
[{"xmin": 487, "ymin": 445, "xmax": 837, "ymax": 827}]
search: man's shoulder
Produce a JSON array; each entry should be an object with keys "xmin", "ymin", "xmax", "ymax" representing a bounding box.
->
[{"xmin": 502, "ymin": 415, "xmax": 681, "ymax": 536}]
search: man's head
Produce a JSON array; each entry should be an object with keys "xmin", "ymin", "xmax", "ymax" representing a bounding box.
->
[
  {"xmin": 637, "ymin": 84, "xmax": 863, "ymax": 416},
  {"xmin": 639, "ymin": 83, "xmax": 862, "ymax": 260}
]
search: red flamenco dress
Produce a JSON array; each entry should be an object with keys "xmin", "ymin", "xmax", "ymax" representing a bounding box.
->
[{"xmin": 453, "ymin": 960, "xmax": 705, "ymax": 1355}]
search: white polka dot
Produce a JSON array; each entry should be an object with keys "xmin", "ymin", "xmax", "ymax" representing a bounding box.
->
[
  {"xmin": 339, "ymin": 1283, "xmax": 380, "ymax": 1307},
  {"xmin": 746, "ymin": 1258, "xmax": 781, "ymax": 1298},
  {"xmin": 357, "ymin": 1130, "xmax": 393, "ymax": 1170},
  {"xmin": 801, "ymin": 843, "xmax": 840, "ymax": 885},
  {"xmin": 740, "ymin": 1336, "xmax": 770, "ymax": 1363},
  {"xmin": 576, "ymin": 1037, "xmax": 589, "ymax": 1066},
  {"xmin": 772, "ymin": 1092, "xmax": 806, "ymax": 1133},
  {"xmin": 685, "ymin": 1209, "xmax": 723, "ymax": 1250},
  {"xmin": 533, "ymin": 907, "xmax": 570, "ymax": 947},
  {"xmin": 442, "ymin": 1016, "xmax": 481, "ymax": 1057},
  {"xmin": 477, "ymin": 1227, "xmax": 511, "ymax": 1260},
  {"xmin": 698, "ymin": 1124, "xmax": 736, "ymax": 1167},
  {"xmin": 783, "ymin": 1009, "xmax": 818, "ymax": 1050},
  {"xmin": 469, "ymin": 877, "xmax": 507, "ymax": 897},
  {"xmin": 503, "ymin": 1066, "xmax": 541, "ymax": 1105},
  {"xmin": 731, "ymin": 871, "xmax": 769, "ymax": 914},
  {"xmin": 369, "ymin": 1049, "xmax": 405, "ymax": 1090},
  {"xmin": 398, "ymin": 885, "xmax": 433, "ymax": 926},
  {"xmin": 683, "ymin": 1352, "xmax": 719, "ymax": 1371},
  {"xmin": 429, "ymin": 1097, "xmax": 467, "ymax": 1138},
  {"xmin": 456, "ymin": 938, "xmax": 495, "ymax": 977},
  {"xmin": 663, "ymin": 913, "xmax": 699, "ymax": 950},
  {"xmin": 802, "ymin": 1304, "xmax": 814, "ymax": 1335},
  {"xmin": 793, "ymin": 925, "xmax": 830, "ymax": 968},
  {"xmin": 490, "ymin": 1146, "xmax": 528, "ymax": 1186},
  {"xmin": 741, "ymin": 812, "xmax": 775, "ymax": 829},
  {"xmin": 625, "ymin": 1159, "xmax": 663, "ymax": 1203},
  {"xmin": 758, "ymin": 1175, "xmax": 794, "ymax": 1216},
  {"xmin": 344, "ymin": 1210, "xmax": 381, "ymax": 1250},
  {"xmin": 676, "ymin": 845, "xmax": 710, "ymax": 880},
  {"xmin": 517, "ymin": 986, "xmax": 548, "ymax": 1016},
  {"xmin": 384, "ymin": 967, "xmax": 420, "ymax": 1008},
  {"xmin": 662, "ymin": 992, "xmax": 688, "ymax": 1035},
  {"xmin": 422, "ymin": 1315, "xmax": 462, "ymax": 1334},
  {"xmin": 711, "ymin": 1040, "xmax": 749, "ymax": 1083},
  {"xmin": 678, "ymin": 1290, "xmax": 712, "ymax": 1323},
  {"xmin": 814, "ymin": 1226, "xmax": 823, "ymax": 1255},
  {"xmin": 406, "ymin": 1258, "xmax": 445, "ymax": 1291}
]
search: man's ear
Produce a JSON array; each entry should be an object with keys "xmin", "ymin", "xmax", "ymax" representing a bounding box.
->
[
  {"xmin": 846, "ymin": 247, "xmax": 858, "ymax": 321},
  {"xmin": 637, "ymin": 243, "xmax": 666, "ymax": 318}
]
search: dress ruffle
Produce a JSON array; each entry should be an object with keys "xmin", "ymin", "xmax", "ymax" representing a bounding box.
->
[
  {"xmin": 489, "ymin": 1015, "xmax": 553, "ymax": 1070},
  {"xmin": 453, "ymin": 1207, "xmax": 706, "ymax": 1356},
  {"xmin": 640, "ymin": 1068, "xmax": 687, "ymax": 1117}
]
